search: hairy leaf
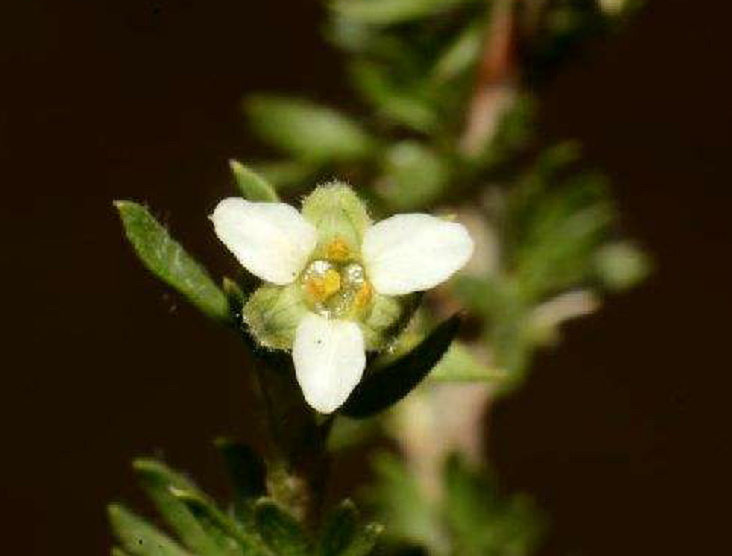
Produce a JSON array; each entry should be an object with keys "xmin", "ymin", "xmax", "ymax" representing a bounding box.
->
[
  {"xmin": 254, "ymin": 499, "xmax": 310, "ymax": 556},
  {"xmin": 115, "ymin": 201, "xmax": 228, "ymax": 321},
  {"xmin": 133, "ymin": 459, "xmax": 228, "ymax": 556},
  {"xmin": 108, "ymin": 504, "xmax": 191, "ymax": 556}
]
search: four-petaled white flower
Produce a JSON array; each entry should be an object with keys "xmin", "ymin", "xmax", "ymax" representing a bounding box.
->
[{"xmin": 211, "ymin": 184, "xmax": 473, "ymax": 414}]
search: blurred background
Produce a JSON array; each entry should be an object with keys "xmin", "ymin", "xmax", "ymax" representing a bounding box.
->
[{"xmin": 1, "ymin": 0, "xmax": 729, "ymax": 554}]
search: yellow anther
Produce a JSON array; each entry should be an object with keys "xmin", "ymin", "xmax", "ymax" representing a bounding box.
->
[
  {"xmin": 305, "ymin": 268, "xmax": 342, "ymax": 302},
  {"xmin": 326, "ymin": 238, "xmax": 351, "ymax": 262},
  {"xmin": 322, "ymin": 269, "xmax": 342, "ymax": 297},
  {"xmin": 354, "ymin": 281, "xmax": 374, "ymax": 310}
]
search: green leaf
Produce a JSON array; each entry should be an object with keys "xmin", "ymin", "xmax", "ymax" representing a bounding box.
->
[
  {"xmin": 433, "ymin": 21, "xmax": 484, "ymax": 82},
  {"xmin": 215, "ymin": 439, "xmax": 267, "ymax": 522},
  {"xmin": 252, "ymin": 161, "xmax": 316, "ymax": 191},
  {"xmin": 229, "ymin": 160, "xmax": 279, "ymax": 202},
  {"xmin": 342, "ymin": 314, "xmax": 461, "ymax": 418},
  {"xmin": 170, "ymin": 488, "xmax": 265, "ymax": 556},
  {"xmin": 108, "ymin": 504, "xmax": 191, "ymax": 556},
  {"xmin": 246, "ymin": 96, "xmax": 375, "ymax": 163},
  {"xmin": 514, "ymin": 174, "xmax": 615, "ymax": 300},
  {"xmin": 430, "ymin": 341, "xmax": 506, "ymax": 382},
  {"xmin": 254, "ymin": 499, "xmax": 310, "ymax": 556},
  {"xmin": 369, "ymin": 453, "xmax": 440, "ymax": 549},
  {"xmin": 340, "ymin": 523, "xmax": 383, "ymax": 556},
  {"xmin": 441, "ymin": 454, "xmax": 544, "ymax": 556},
  {"xmin": 332, "ymin": 0, "xmax": 473, "ymax": 25},
  {"xmin": 594, "ymin": 241, "xmax": 651, "ymax": 292},
  {"xmin": 115, "ymin": 201, "xmax": 228, "ymax": 322},
  {"xmin": 349, "ymin": 62, "xmax": 438, "ymax": 133},
  {"xmin": 112, "ymin": 549, "xmax": 133, "ymax": 556},
  {"xmin": 318, "ymin": 500, "xmax": 359, "ymax": 556},
  {"xmin": 133, "ymin": 459, "xmax": 228, "ymax": 556},
  {"xmin": 379, "ymin": 141, "xmax": 450, "ymax": 210}
]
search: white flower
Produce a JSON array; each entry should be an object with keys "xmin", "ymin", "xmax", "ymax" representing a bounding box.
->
[{"xmin": 212, "ymin": 185, "xmax": 473, "ymax": 414}]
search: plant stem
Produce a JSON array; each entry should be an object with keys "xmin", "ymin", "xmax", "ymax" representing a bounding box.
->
[
  {"xmin": 252, "ymin": 360, "xmax": 333, "ymax": 530},
  {"xmin": 461, "ymin": 0, "xmax": 519, "ymax": 155}
]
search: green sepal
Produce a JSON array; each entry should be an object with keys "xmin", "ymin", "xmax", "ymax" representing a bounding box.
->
[
  {"xmin": 215, "ymin": 439, "xmax": 267, "ymax": 523},
  {"xmin": 341, "ymin": 314, "xmax": 461, "ymax": 418},
  {"xmin": 108, "ymin": 504, "xmax": 191, "ymax": 556},
  {"xmin": 246, "ymin": 96, "xmax": 375, "ymax": 163},
  {"xmin": 360, "ymin": 291, "xmax": 421, "ymax": 352},
  {"xmin": 133, "ymin": 459, "xmax": 227, "ymax": 556},
  {"xmin": 229, "ymin": 160, "xmax": 279, "ymax": 203},
  {"xmin": 301, "ymin": 182, "xmax": 372, "ymax": 256},
  {"xmin": 359, "ymin": 293, "xmax": 402, "ymax": 350},
  {"xmin": 253, "ymin": 499, "xmax": 311, "ymax": 556},
  {"xmin": 115, "ymin": 201, "xmax": 228, "ymax": 322},
  {"xmin": 242, "ymin": 284, "xmax": 308, "ymax": 350}
]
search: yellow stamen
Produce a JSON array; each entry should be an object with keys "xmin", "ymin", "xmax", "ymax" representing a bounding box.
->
[
  {"xmin": 326, "ymin": 237, "xmax": 351, "ymax": 262},
  {"xmin": 354, "ymin": 281, "xmax": 374, "ymax": 310},
  {"xmin": 305, "ymin": 268, "xmax": 342, "ymax": 302}
]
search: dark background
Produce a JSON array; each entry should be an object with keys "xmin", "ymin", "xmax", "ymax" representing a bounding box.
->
[{"xmin": 1, "ymin": 0, "xmax": 729, "ymax": 554}]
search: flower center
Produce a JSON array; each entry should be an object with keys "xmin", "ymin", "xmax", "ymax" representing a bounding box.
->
[{"xmin": 300, "ymin": 257, "xmax": 373, "ymax": 318}]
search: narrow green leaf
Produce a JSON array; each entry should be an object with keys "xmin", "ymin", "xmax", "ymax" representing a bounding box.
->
[
  {"xmin": 441, "ymin": 454, "xmax": 545, "ymax": 555},
  {"xmin": 133, "ymin": 459, "xmax": 228, "ymax": 556},
  {"xmin": 380, "ymin": 141, "xmax": 450, "ymax": 210},
  {"xmin": 115, "ymin": 201, "xmax": 228, "ymax": 322},
  {"xmin": 430, "ymin": 342, "xmax": 506, "ymax": 382},
  {"xmin": 246, "ymin": 96, "xmax": 375, "ymax": 163},
  {"xmin": 108, "ymin": 504, "xmax": 191, "ymax": 556},
  {"xmin": 170, "ymin": 488, "xmax": 266, "ymax": 556},
  {"xmin": 349, "ymin": 62, "xmax": 438, "ymax": 133},
  {"xmin": 254, "ymin": 499, "xmax": 310, "ymax": 556},
  {"xmin": 433, "ymin": 21, "xmax": 483, "ymax": 81},
  {"xmin": 318, "ymin": 500, "xmax": 359, "ymax": 556},
  {"xmin": 369, "ymin": 453, "xmax": 438, "ymax": 548},
  {"xmin": 342, "ymin": 314, "xmax": 461, "ymax": 418},
  {"xmin": 229, "ymin": 160, "xmax": 279, "ymax": 202},
  {"xmin": 112, "ymin": 549, "xmax": 133, "ymax": 556},
  {"xmin": 340, "ymin": 523, "xmax": 383, "ymax": 556},
  {"xmin": 251, "ymin": 161, "xmax": 315, "ymax": 191},
  {"xmin": 332, "ymin": 0, "xmax": 473, "ymax": 25},
  {"xmin": 594, "ymin": 241, "xmax": 651, "ymax": 292}
]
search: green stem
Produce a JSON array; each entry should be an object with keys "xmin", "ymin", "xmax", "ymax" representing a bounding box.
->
[{"xmin": 252, "ymin": 359, "xmax": 333, "ymax": 531}]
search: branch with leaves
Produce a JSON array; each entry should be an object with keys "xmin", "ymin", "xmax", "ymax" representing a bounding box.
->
[{"xmin": 110, "ymin": 1, "xmax": 648, "ymax": 555}]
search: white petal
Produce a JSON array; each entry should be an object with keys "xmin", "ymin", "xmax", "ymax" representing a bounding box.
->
[
  {"xmin": 293, "ymin": 313, "xmax": 366, "ymax": 414},
  {"xmin": 362, "ymin": 214, "xmax": 474, "ymax": 295},
  {"xmin": 211, "ymin": 198, "xmax": 317, "ymax": 285}
]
